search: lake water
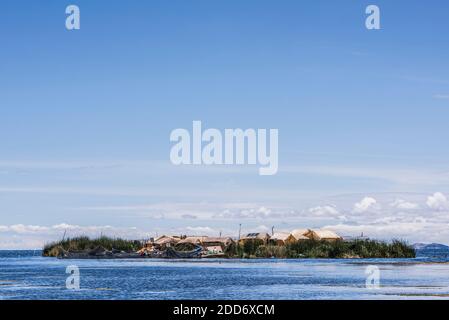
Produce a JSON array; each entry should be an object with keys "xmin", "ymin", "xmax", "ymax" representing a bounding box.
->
[{"xmin": 1, "ymin": 250, "xmax": 448, "ymax": 300}]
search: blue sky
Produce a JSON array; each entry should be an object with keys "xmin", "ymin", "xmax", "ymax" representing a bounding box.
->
[{"xmin": 1, "ymin": 1, "xmax": 449, "ymax": 248}]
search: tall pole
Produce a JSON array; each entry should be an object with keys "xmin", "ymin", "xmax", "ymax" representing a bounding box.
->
[{"xmin": 238, "ymin": 224, "xmax": 242, "ymax": 241}]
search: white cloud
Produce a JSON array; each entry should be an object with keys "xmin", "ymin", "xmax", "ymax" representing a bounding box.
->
[
  {"xmin": 185, "ymin": 226, "xmax": 217, "ymax": 235},
  {"xmin": 0, "ymin": 223, "xmax": 150, "ymax": 249},
  {"xmin": 390, "ymin": 199, "xmax": 419, "ymax": 210},
  {"xmin": 254, "ymin": 225, "xmax": 271, "ymax": 233},
  {"xmin": 353, "ymin": 197, "xmax": 378, "ymax": 213},
  {"xmin": 281, "ymin": 165, "xmax": 449, "ymax": 186},
  {"xmin": 324, "ymin": 219, "xmax": 449, "ymax": 244},
  {"xmin": 257, "ymin": 206, "xmax": 272, "ymax": 216},
  {"xmin": 215, "ymin": 206, "xmax": 281, "ymax": 219},
  {"xmin": 181, "ymin": 214, "xmax": 198, "ymax": 219},
  {"xmin": 426, "ymin": 192, "xmax": 449, "ymax": 211},
  {"xmin": 433, "ymin": 94, "xmax": 449, "ymax": 100},
  {"xmin": 7, "ymin": 224, "xmax": 49, "ymax": 234},
  {"xmin": 308, "ymin": 205, "xmax": 340, "ymax": 217}
]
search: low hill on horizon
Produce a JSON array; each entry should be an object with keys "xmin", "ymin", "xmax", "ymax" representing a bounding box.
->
[{"xmin": 413, "ymin": 243, "xmax": 449, "ymax": 258}]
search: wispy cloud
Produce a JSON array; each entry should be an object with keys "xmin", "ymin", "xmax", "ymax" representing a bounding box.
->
[
  {"xmin": 433, "ymin": 94, "xmax": 449, "ymax": 100},
  {"xmin": 282, "ymin": 165, "xmax": 449, "ymax": 186},
  {"xmin": 3, "ymin": 191, "xmax": 449, "ymax": 248},
  {"xmin": 0, "ymin": 223, "xmax": 148, "ymax": 249},
  {"xmin": 390, "ymin": 199, "xmax": 419, "ymax": 210},
  {"xmin": 324, "ymin": 220, "xmax": 449, "ymax": 244},
  {"xmin": 398, "ymin": 75, "xmax": 449, "ymax": 85}
]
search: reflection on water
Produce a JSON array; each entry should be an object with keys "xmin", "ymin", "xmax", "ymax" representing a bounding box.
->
[{"xmin": 1, "ymin": 250, "xmax": 448, "ymax": 300}]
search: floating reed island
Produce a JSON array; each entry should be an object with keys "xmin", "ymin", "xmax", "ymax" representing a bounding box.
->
[{"xmin": 43, "ymin": 229, "xmax": 416, "ymax": 259}]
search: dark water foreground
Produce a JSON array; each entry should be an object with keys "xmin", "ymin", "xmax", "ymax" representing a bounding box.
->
[{"xmin": 0, "ymin": 250, "xmax": 448, "ymax": 300}]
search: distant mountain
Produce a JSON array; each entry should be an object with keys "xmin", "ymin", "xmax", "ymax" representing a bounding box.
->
[
  {"xmin": 413, "ymin": 243, "xmax": 449, "ymax": 250},
  {"xmin": 413, "ymin": 243, "xmax": 449, "ymax": 258}
]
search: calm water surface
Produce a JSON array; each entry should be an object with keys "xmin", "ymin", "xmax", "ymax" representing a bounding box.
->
[{"xmin": 1, "ymin": 250, "xmax": 448, "ymax": 300}]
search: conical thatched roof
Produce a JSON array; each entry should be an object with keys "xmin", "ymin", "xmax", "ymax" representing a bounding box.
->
[{"xmin": 291, "ymin": 229, "xmax": 310, "ymax": 240}]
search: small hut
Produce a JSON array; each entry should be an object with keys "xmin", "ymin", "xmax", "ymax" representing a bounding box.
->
[
  {"xmin": 177, "ymin": 236, "xmax": 208, "ymax": 245},
  {"xmin": 305, "ymin": 229, "xmax": 342, "ymax": 242},
  {"xmin": 270, "ymin": 232, "xmax": 296, "ymax": 246},
  {"xmin": 152, "ymin": 235, "xmax": 180, "ymax": 249},
  {"xmin": 239, "ymin": 232, "xmax": 270, "ymax": 245},
  {"xmin": 291, "ymin": 229, "xmax": 311, "ymax": 241},
  {"xmin": 202, "ymin": 237, "xmax": 234, "ymax": 249}
]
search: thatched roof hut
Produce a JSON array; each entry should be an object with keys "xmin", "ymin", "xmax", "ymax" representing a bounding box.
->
[
  {"xmin": 270, "ymin": 232, "xmax": 296, "ymax": 245},
  {"xmin": 202, "ymin": 237, "xmax": 234, "ymax": 248},
  {"xmin": 178, "ymin": 236, "xmax": 208, "ymax": 245},
  {"xmin": 305, "ymin": 229, "xmax": 342, "ymax": 241},
  {"xmin": 239, "ymin": 232, "xmax": 270, "ymax": 245},
  {"xmin": 153, "ymin": 235, "xmax": 180, "ymax": 247},
  {"xmin": 291, "ymin": 229, "xmax": 311, "ymax": 241}
]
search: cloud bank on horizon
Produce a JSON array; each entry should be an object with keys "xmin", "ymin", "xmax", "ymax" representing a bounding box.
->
[{"xmin": 1, "ymin": 187, "xmax": 449, "ymax": 249}]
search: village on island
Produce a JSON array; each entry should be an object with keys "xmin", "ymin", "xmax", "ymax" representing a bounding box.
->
[
  {"xmin": 138, "ymin": 228, "xmax": 343, "ymax": 258},
  {"xmin": 42, "ymin": 226, "xmax": 415, "ymax": 260}
]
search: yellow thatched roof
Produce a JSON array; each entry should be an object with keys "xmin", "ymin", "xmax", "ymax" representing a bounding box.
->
[
  {"xmin": 291, "ymin": 229, "xmax": 310, "ymax": 240},
  {"xmin": 154, "ymin": 235, "xmax": 180, "ymax": 245},
  {"xmin": 309, "ymin": 229, "xmax": 341, "ymax": 240},
  {"xmin": 271, "ymin": 232, "xmax": 291, "ymax": 241},
  {"xmin": 178, "ymin": 236, "xmax": 207, "ymax": 244}
]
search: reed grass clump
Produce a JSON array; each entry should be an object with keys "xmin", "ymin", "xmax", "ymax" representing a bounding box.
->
[
  {"xmin": 229, "ymin": 239, "xmax": 415, "ymax": 259},
  {"xmin": 42, "ymin": 236, "xmax": 142, "ymax": 257}
]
